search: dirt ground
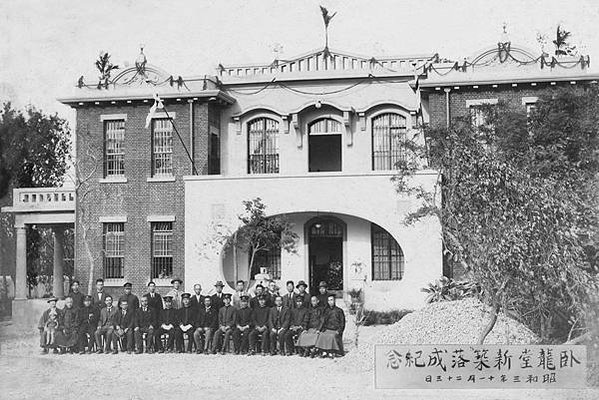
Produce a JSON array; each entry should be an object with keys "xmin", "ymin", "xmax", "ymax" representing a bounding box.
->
[{"xmin": 0, "ymin": 323, "xmax": 597, "ymax": 400}]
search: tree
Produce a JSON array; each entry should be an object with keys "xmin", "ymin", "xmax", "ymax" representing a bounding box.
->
[{"xmin": 394, "ymin": 87, "xmax": 599, "ymax": 344}]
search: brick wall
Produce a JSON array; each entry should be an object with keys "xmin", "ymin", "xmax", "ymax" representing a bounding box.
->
[{"xmin": 74, "ymin": 100, "xmax": 215, "ymax": 297}]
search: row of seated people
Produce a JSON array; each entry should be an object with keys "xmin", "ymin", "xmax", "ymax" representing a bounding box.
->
[{"xmin": 38, "ymin": 285, "xmax": 346, "ymax": 358}]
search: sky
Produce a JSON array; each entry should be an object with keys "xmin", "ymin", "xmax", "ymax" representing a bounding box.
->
[{"xmin": 1, "ymin": 0, "xmax": 598, "ymax": 124}]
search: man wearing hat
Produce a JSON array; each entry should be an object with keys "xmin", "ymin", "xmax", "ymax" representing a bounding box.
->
[
  {"xmin": 248, "ymin": 295, "xmax": 270, "ymax": 355},
  {"xmin": 95, "ymin": 295, "xmax": 118, "ymax": 354},
  {"xmin": 211, "ymin": 280, "xmax": 226, "ymax": 310},
  {"xmin": 156, "ymin": 296, "xmax": 178, "ymax": 353},
  {"xmin": 78, "ymin": 294, "xmax": 99, "ymax": 354},
  {"xmin": 316, "ymin": 281, "xmax": 330, "ymax": 308},
  {"xmin": 118, "ymin": 282, "xmax": 140, "ymax": 311},
  {"xmin": 295, "ymin": 281, "xmax": 311, "ymax": 309},
  {"xmin": 285, "ymin": 296, "xmax": 308, "ymax": 355},
  {"xmin": 175, "ymin": 293, "xmax": 195, "ymax": 353},
  {"xmin": 134, "ymin": 295, "xmax": 156, "ymax": 354},
  {"xmin": 233, "ymin": 295, "xmax": 252, "ymax": 354},
  {"xmin": 144, "ymin": 281, "xmax": 163, "ymax": 312},
  {"xmin": 68, "ymin": 280, "xmax": 85, "ymax": 310},
  {"xmin": 212, "ymin": 293, "xmax": 236, "ymax": 354},
  {"xmin": 194, "ymin": 296, "xmax": 218, "ymax": 354},
  {"xmin": 166, "ymin": 278, "xmax": 184, "ymax": 309},
  {"xmin": 38, "ymin": 297, "xmax": 60, "ymax": 354}
]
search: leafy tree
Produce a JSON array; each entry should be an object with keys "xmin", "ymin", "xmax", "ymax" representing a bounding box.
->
[{"xmin": 394, "ymin": 87, "xmax": 599, "ymax": 344}]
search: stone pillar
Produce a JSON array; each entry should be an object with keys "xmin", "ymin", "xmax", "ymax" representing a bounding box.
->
[
  {"xmin": 15, "ymin": 225, "xmax": 27, "ymax": 300},
  {"xmin": 52, "ymin": 226, "xmax": 65, "ymax": 298}
]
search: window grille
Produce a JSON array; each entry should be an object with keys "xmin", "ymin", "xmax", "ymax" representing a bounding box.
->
[
  {"xmin": 151, "ymin": 222, "xmax": 173, "ymax": 279},
  {"xmin": 104, "ymin": 120, "xmax": 125, "ymax": 177},
  {"xmin": 248, "ymin": 118, "xmax": 279, "ymax": 174},
  {"xmin": 371, "ymin": 224, "xmax": 404, "ymax": 280},
  {"xmin": 250, "ymin": 248, "xmax": 281, "ymax": 280},
  {"xmin": 152, "ymin": 118, "xmax": 174, "ymax": 176},
  {"xmin": 308, "ymin": 118, "xmax": 342, "ymax": 135},
  {"xmin": 371, "ymin": 113, "xmax": 407, "ymax": 170},
  {"xmin": 103, "ymin": 223, "xmax": 124, "ymax": 278}
]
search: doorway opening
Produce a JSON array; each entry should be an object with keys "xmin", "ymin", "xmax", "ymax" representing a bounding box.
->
[{"xmin": 307, "ymin": 218, "xmax": 344, "ymax": 297}]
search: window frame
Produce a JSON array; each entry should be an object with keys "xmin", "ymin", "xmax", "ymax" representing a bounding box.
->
[
  {"xmin": 247, "ymin": 117, "xmax": 280, "ymax": 174},
  {"xmin": 103, "ymin": 222, "xmax": 125, "ymax": 279},
  {"xmin": 103, "ymin": 119, "xmax": 126, "ymax": 178},
  {"xmin": 151, "ymin": 221, "xmax": 173, "ymax": 279},
  {"xmin": 250, "ymin": 247, "xmax": 282, "ymax": 280},
  {"xmin": 151, "ymin": 118, "xmax": 174, "ymax": 177},
  {"xmin": 371, "ymin": 224, "xmax": 404, "ymax": 281},
  {"xmin": 370, "ymin": 112, "xmax": 409, "ymax": 171}
]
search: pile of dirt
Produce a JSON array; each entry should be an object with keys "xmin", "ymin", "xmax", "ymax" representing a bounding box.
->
[{"xmin": 343, "ymin": 298, "xmax": 539, "ymax": 372}]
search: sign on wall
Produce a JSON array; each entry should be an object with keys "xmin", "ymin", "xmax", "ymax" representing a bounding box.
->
[{"xmin": 374, "ymin": 344, "xmax": 586, "ymax": 389}]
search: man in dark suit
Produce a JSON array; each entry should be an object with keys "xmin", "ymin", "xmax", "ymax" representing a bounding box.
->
[
  {"xmin": 118, "ymin": 282, "xmax": 139, "ymax": 311},
  {"xmin": 295, "ymin": 281, "xmax": 311, "ymax": 308},
  {"xmin": 248, "ymin": 295, "xmax": 270, "ymax": 356},
  {"xmin": 285, "ymin": 296, "xmax": 308, "ymax": 355},
  {"xmin": 156, "ymin": 296, "xmax": 177, "ymax": 353},
  {"xmin": 78, "ymin": 295, "xmax": 99, "ymax": 354},
  {"xmin": 190, "ymin": 284, "xmax": 204, "ymax": 312},
  {"xmin": 144, "ymin": 281, "xmax": 163, "ymax": 312},
  {"xmin": 113, "ymin": 299, "xmax": 135, "ymax": 354},
  {"xmin": 316, "ymin": 281, "xmax": 330, "ymax": 308},
  {"xmin": 211, "ymin": 280, "xmax": 226, "ymax": 309},
  {"xmin": 194, "ymin": 296, "xmax": 219, "ymax": 354},
  {"xmin": 281, "ymin": 280, "xmax": 296, "ymax": 309},
  {"xmin": 268, "ymin": 295, "xmax": 290, "ymax": 356},
  {"xmin": 94, "ymin": 295, "xmax": 118, "ymax": 353},
  {"xmin": 250, "ymin": 284, "xmax": 265, "ymax": 309},
  {"xmin": 92, "ymin": 278, "xmax": 109, "ymax": 311},
  {"xmin": 134, "ymin": 295, "xmax": 156, "ymax": 354},
  {"xmin": 212, "ymin": 294, "xmax": 236, "ymax": 354},
  {"xmin": 233, "ymin": 295, "xmax": 252, "ymax": 354},
  {"xmin": 68, "ymin": 280, "xmax": 85, "ymax": 310},
  {"xmin": 176, "ymin": 293, "xmax": 195, "ymax": 353}
]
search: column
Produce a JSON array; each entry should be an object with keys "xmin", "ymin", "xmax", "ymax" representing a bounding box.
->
[
  {"xmin": 52, "ymin": 226, "xmax": 65, "ymax": 298},
  {"xmin": 14, "ymin": 226, "xmax": 27, "ymax": 299}
]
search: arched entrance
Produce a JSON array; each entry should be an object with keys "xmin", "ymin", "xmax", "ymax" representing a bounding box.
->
[{"xmin": 306, "ymin": 217, "xmax": 344, "ymax": 296}]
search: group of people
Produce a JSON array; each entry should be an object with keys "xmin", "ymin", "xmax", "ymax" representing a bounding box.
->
[{"xmin": 38, "ymin": 277, "xmax": 346, "ymax": 358}]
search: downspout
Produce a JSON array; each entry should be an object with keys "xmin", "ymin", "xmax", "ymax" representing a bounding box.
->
[
  {"xmin": 188, "ymin": 99, "xmax": 194, "ymax": 174},
  {"xmin": 444, "ymin": 88, "xmax": 451, "ymax": 128}
]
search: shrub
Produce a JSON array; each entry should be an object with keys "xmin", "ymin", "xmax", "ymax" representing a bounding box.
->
[
  {"xmin": 421, "ymin": 276, "xmax": 480, "ymax": 304},
  {"xmin": 362, "ymin": 309, "xmax": 412, "ymax": 326}
]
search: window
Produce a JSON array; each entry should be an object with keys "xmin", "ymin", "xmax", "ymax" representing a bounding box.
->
[
  {"xmin": 308, "ymin": 118, "xmax": 342, "ymax": 172},
  {"xmin": 466, "ymin": 99, "xmax": 498, "ymax": 129},
  {"xmin": 371, "ymin": 113, "xmax": 408, "ymax": 170},
  {"xmin": 151, "ymin": 222, "xmax": 173, "ymax": 279},
  {"xmin": 104, "ymin": 120, "xmax": 125, "ymax": 177},
  {"xmin": 152, "ymin": 118, "xmax": 174, "ymax": 176},
  {"xmin": 308, "ymin": 118, "xmax": 342, "ymax": 135},
  {"xmin": 250, "ymin": 248, "xmax": 281, "ymax": 280},
  {"xmin": 371, "ymin": 224, "xmax": 404, "ymax": 280},
  {"xmin": 248, "ymin": 117, "xmax": 279, "ymax": 174},
  {"xmin": 103, "ymin": 223, "xmax": 124, "ymax": 278}
]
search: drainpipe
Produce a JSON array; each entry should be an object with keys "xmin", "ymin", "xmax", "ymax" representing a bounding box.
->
[
  {"xmin": 444, "ymin": 88, "xmax": 451, "ymax": 128},
  {"xmin": 188, "ymin": 99, "xmax": 194, "ymax": 174}
]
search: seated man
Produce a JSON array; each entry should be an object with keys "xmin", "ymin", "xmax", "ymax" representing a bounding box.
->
[
  {"xmin": 193, "ymin": 296, "xmax": 218, "ymax": 354},
  {"xmin": 232, "ymin": 295, "xmax": 252, "ymax": 354},
  {"xmin": 156, "ymin": 296, "xmax": 177, "ymax": 353},
  {"xmin": 38, "ymin": 297, "xmax": 60, "ymax": 354},
  {"xmin": 113, "ymin": 299, "xmax": 135, "ymax": 354},
  {"xmin": 212, "ymin": 293, "xmax": 236, "ymax": 355},
  {"xmin": 55, "ymin": 296, "xmax": 80, "ymax": 354},
  {"xmin": 248, "ymin": 295, "xmax": 270, "ymax": 356},
  {"xmin": 297, "ymin": 296, "xmax": 324, "ymax": 357},
  {"xmin": 268, "ymin": 295, "xmax": 290, "ymax": 356},
  {"xmin": 285, "ymin": 296, "xmax": 308, "ymax": 355},
  {"xmin": 134, "ymin": 295, "xmax": 156, "ymax": 354},
  {"xmin": 95, "ymin": 295, "xmax": 118, "ymax": 354},
  {"xmin": 176, "ymin": 293, "xmax": 195, "ymax": 353},
  {"xmin": 78, "ymin": 295, "xmax": 99, "ymax": 354},
  {"xmin": 315, "ymin": 294, "xmax": 346, "ymax": 358}
]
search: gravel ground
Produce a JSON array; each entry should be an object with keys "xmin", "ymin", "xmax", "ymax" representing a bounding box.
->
[{"xmin": 0, "ymin": 311, "xmax": 596, "ymax": 400}]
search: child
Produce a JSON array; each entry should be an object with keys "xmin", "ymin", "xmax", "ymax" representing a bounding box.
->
[
  {"xmin": 38, "ymin": 297, "xmax": 59, "ymax": 354},
  {"xmin": 44, "ymin": 309, "xmax": 59, "ymax": 346}
]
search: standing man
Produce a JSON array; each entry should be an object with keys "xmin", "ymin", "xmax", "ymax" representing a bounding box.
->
[
  {"xmin": 212, "ymin": 294, "xmax": 236, "ymax": 354},
  {"xmin": 281, "ymin": 280, "xmax": 296, "ymax": 309},
  {"xmin": 190, "ymin": 284, "xmax": 204, "ymax": 312},
  {"xmin": 144, "ymin": 281, "xmax": 163, "ymax": 312},
  {"xmin": 176, "ymin": 293, "xmax": 195, "ymax": 353},
  {"xmin": 250, "ymin": 284, "xmax": 265, "ymax": 309},
  {"xmin": 68, "ymin": 280, "xmax": 85, "ymax": 310},
  {"xmin": 134, "ymin": 295, "xmax": 156, "ymax": 354},
  {"xmin": 265, "ymin": 281, "xmax": 279, "ymax": 307},
  {"xmin": 156, "ymin": 296, "xmax": 177, "ymax": 353},
  {"xmin": 95, "ymin": 295, "xmax": 118, "ymax": 354},
  {"xmin": 92, "ymin": 278, "xmax": 109, "ymax": 311},
  {"xmin": 194, "ymin": 296, "xmax": 218, "ymax": 354},
  {"xmin": 118, "ymin": 282, "xmax": 139, "ymax": 311},
  {"xmin": 315, "ymin": 294, "xmax": 346, "ymax": 358},
  {"xmin": 232, "ymin": 280, "xmax": 247, "ymax": 309},
  {"xmin": 78, "ymin": 295, "xmax": 99, "ymax": 354},
  {"xmin": 113, "ymin": 299, "xmax": 135, "ymax": 354},
  {"xmin": 166, "ymin": 278, "xmax": 184, "ymax": 309},
  {"xmin": 295, "ymin": 281, "xmax": 310, "ymax": 308},
  {"xmin": 316, "ymin": 281, "xmax": 329, "ymax": 307},
  {"xmin": 248, "ymin": 295, "xmax": 270, "ymax": 356},
  {"xmin": 285, "ymin": 296, "xmax": 308, "ymax": 355},
  {"xmin": 232, "ymin": 295, "xmax": 252, "ymax": 354},
  {"xmin": 38, "ymin": 297, "xmax": 59, "ymax": 354},
  {"xmin": 268, "ymin": 295, "xmax": 290, "ymax": 356},
  {"xmin": 211, "ymin": 280, "xmax": 226, "ymax": 309}
]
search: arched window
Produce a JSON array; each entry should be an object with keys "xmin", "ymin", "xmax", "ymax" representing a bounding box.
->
[
  {"xmin": 371, "ymin": 224, "xmax": 404, "ymax": 280},
  {"xmin": 308, "ymin": 118, "xmax": 342, "ymax": 172},
  {"xmin": 371, "ymin": 113, "xmax": 407, "ymax": 170},
  {"xmin": 247, "ymin": 117, "xmax": 279, "ymax": 174}
]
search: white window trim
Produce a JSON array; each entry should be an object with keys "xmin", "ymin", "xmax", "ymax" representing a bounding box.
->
[
  {"xmin": 465, "ymin": 99, "xmax": 499, "ymax": 108},
  {"xmin": 147, "ymin": 215, "xmax": 176, "ymax": 222},
  {"xmin": 152, "ymin": 278, "xmax": 172, "ymax": 287},
  {"xmin": 146, "ymin": 176, "xmax": 176, "ymax": 183},
  {"xmin": 99, "ymin": 216, "xmax": 128, "ymax": 223},
  {"xmin": 150, "ymin": 112, "xmax": 176, "ymax": 120},
  {"xmin": 101, "ymin": 114, "xmax": 127, "ymax": 121},
  {"xmin": 99, "ymin": 177, "xmax": 128, "ymax": 184},
  {"xmin": 521, "ymin": 96, "xmax": 539, "ymax": 105},
  {"xmin": 103, "ymin": 278, "xmax": 125, "ymax": 287}
]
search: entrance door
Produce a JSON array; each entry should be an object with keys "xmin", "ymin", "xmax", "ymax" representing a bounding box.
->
[
  {"xmin": 308, "ymin": 118, "xmax": 342, "ymax": 172},
  {"xmin": 308, "ymin": 219, "xmax": 344, "ymax": 297}
]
